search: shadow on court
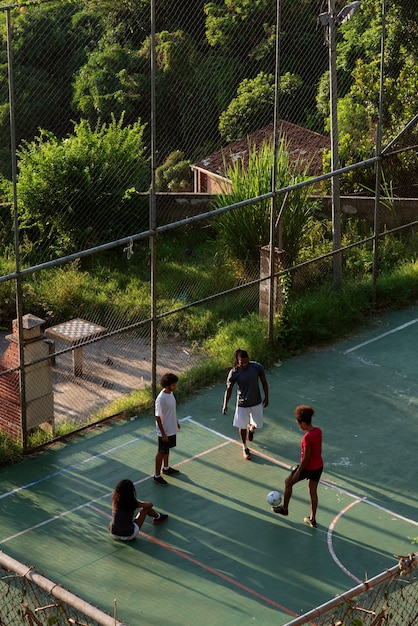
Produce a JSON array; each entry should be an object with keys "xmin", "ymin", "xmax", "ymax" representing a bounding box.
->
[{"xmin": 0, "ymin": 307, "xmax": 417, "ymax": 625}]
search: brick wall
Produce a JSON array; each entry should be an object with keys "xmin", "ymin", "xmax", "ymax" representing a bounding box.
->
[{"xmin": 0, "ymin": 327, "xmax": 22, "ymax": 442}]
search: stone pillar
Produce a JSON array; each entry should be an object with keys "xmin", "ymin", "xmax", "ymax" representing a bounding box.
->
[
  {"xmin": 259, "ymin": 245, "xmax": 285, "ymax": 319},
  {"xmin": 0, "ymin": 314, "xmax": 54, "ymax": 441}
]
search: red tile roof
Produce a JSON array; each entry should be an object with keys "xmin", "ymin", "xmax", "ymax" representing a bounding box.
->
[{"xmin": 192, "ymin": 121, "xmax": 330, "ymax": 179}]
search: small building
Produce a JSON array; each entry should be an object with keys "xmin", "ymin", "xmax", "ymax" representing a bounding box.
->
[{"xmin": 190, "ymin": 121, "xmax": 330, "ymax": 194}]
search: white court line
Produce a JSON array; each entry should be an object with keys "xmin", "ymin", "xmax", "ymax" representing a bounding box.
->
[
  {"xmin": 0, "ymin": 415, "xmax": 192, "ymax": 501},
  {"xmin": 0, "ymin": 436, "xmax": 231, "ymax": 544},
  {"xmin": 344, "ymin": 318, "xmax": 418, "ymax": 354},
  {"xmin": 327, "ymin": 499, "xmax": 366, "ymax": 584},
  {"xmin": 2, "ymin": 415, "xmax": 417, "ymax": 577}
]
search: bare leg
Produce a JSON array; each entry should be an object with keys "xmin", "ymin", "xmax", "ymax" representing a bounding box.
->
[
  {"xmin": 282, "ymin": 474, "xmax": 294, "ymax": 511},
  {"xmin": 307, "ymin": 480, "xmax": 319, "ymax": 523},
  {"xmin": 239, "ymin": 427, "xmax": 251, "ymax": 459},
  {"xmin": 239, "ymin": 428, "xmax": 247, "ymax": 446},
  {"xmin": 134, "ymin": 504, "xmax": 158, "ymax": 529},
  {"xmin": 155, "ymin": 451, "xmax": 164, "ymax": 476}
]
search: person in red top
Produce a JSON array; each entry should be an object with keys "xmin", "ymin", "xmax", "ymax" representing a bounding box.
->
[{"xmin": 273, "ymin": 405, "xmax": 323, "ymax": 528}]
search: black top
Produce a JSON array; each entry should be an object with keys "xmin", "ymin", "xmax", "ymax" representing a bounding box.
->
[{"xmin": 110, "ymin": 502, "xmax": 137, "ymax": 536}]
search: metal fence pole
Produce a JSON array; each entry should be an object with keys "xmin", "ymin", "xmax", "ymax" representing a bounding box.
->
[
  {"xmin": 372, "ymin": 0, "xmax": 386, "ymax": 303},
  {"xmin": 6, "ymin": 8, "xmax": 27, "ymax": 450},
  {"xmin": 268, "ymin": 0, "xmax": 282, "ymax": 343},
  {"xmin": 150, "ymin": 0, "xmax": 157, "ymax": 399}
]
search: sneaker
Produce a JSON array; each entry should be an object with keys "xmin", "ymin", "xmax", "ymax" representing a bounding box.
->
[
  {"xmin": 304, "ymin": 516, "xmax": 317, "ymax": 528},
  {"xmin": 153, "ymin": 475, "xmax": 168, "ymax": 486},
  {"xmin": 243, "ymin": 447, "xmax": 251, "ymax": 460},
  {"xmin": 162, "ymin": 467, "xmax": 180, "ymax": 475},
  {"xmin": 153, "ymin": 513, "xmax": 169, "ymax": 525},
  {"xmin": 272, "ymin": 505, "xmax": 288, "ymax": 516},
  {"xmin": 248, "ymin": 427, "xmax": 255, "ymax": 442}
]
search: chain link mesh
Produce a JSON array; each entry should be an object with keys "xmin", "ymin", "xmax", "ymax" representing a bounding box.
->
[
  {"xmin": 0, "ymin": 0, "xmax": 417, "ymax": 617},
  {"xmin": 0, "ymin": 554, "xmax": 122, "ymax": 626},
  {"xmin": 284, "ymin": 553, "xmax": 418, "ymax": 626}
]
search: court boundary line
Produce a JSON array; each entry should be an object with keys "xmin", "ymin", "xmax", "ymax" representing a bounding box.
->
[
  {"xmin": 0, "ymin": 415, "xmax": 193, "ymax": 501},
  {"xmin": 327, "ymin": 498, "xmax": 366, "ymax": 584},
  {"xmin": 343, "ymin": 318, "xmax": 418, "ymax": 354},
  {"xmin": 91, "ymin": 504, "xmax": 300, "ymax": 618},
  {"xmin": 2, "ymin": 415, "xmax": 416, "ymax": 603}
]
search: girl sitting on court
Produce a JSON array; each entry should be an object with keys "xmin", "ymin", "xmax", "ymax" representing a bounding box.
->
[{"xmin": 109, "ymin": 479, "xmax": 168, "ymax": 540}]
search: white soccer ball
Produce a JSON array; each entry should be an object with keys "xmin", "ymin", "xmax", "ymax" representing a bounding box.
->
[{"xmin": 266, "ymin": 490, "xmax": 282, "ymax": 506}]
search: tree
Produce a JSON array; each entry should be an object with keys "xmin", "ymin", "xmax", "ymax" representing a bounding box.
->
[
  {"xmin": 219, "ymin": 71, "xmax": 302, "ymax": 143},
  {"xmin": 319, "ymin": 0, "xmax": 418, "ymax": 194},
  {"xmin": 0, "ymin": 1, "xmax": 87, "ymax": 177},
  {"xmin": 72, "ymin": 38, "xmax": 149, "ymax": 125},
  {"xmin": 155, "ymin": 151, "xmax": 192, "ymax": 191},
  {"xmin": 15, "ymin": 115, "xmax": 149, "ymax": 261}
]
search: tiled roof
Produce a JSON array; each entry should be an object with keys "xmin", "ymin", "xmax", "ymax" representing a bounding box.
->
[{"xmin": 191, "ymin": 121, "xmax": 330, "ymax": 178}]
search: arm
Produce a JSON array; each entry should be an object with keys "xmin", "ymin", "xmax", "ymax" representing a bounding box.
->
[
  {"xmin": 156, "ymin": 415, "xmax": 168, "ymax": 441},
  {"xmin": 290, "ymin": 444, "xmax": 311, "ymax": 484},
  {"xmin": 260, "ymin": 374, "xmax": 269, "ymax": 408},
  {"xmin": 222, "ymin": 385, "xmax": 233, "ymax": 414}
]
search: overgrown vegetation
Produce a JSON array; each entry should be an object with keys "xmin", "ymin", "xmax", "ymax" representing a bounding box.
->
[
  {"xmin": 1, "ymin": 220, "xmax": 418, "ymax": 464},
  {"xmin": 212, "ymin": 138, "xmax": 319, "ymax": 269},
  {"xmin": 8, "ymin": 115, "xmax": 149, "ymax": 262}
]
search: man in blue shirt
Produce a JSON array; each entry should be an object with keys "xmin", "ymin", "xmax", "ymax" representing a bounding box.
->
[{"xmin": 222, "ymin": 349, "xmax": 269, "ymax": 460}]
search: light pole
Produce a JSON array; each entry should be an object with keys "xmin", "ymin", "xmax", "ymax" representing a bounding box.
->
[{"xmin": 319, "ymin": 1, "xmax": 361, "ymax": 291}]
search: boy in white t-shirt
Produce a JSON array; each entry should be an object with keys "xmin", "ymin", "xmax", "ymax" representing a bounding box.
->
[{"xmin": 154, "ymin": 372, "xmax": 180, "ymax": 485}]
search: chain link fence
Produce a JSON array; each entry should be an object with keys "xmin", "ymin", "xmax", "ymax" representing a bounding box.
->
[
  {"xmin": 0, "ymin": 1, "xmax": 417, "ymax": 622},
  {"xmin": 0, "ymin": 0, "xmax": 416, "ymax": 435},
  {"xmin": 284, "ymin": 552, "xmax": 418, "ymax": 626},
  {"xmin": 0, "ymin": 550, "xmax": 123, "ymax": 626}
]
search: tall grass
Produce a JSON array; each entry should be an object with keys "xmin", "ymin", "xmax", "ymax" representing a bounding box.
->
[
  {"xmin": 1, "ymin": 221, "xmax": 418, "ymax": 463},
  {"xmin": 212, "ymin": 137, "xmax": 320, "ymax": 268}
]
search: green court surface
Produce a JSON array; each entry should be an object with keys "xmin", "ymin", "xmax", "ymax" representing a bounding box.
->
[{"xmin": 1, "ymin": 307, "xmax": 417, "ymax": 625}]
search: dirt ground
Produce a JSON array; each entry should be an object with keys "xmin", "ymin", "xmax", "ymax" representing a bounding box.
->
[{"xmin": 0, "ymin": 330, "xmax": 202, "ymax": 426}]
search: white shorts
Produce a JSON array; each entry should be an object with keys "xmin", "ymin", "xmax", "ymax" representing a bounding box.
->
[
  {"xmin": 233, "ymin": 403, "xmax": 263, "ymax": 430},
  {"xmin": 110, "ymin": 522, "xmax": 139, "ymax": 541}
]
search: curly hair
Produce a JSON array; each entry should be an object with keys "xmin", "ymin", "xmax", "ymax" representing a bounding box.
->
[
  {"xmin": 294, "ymin": 405, "xmax": 315, "ymax": 424},
  {"xmin": 160, "ymin": 372, "xmax": 179, "ymax": 388}
]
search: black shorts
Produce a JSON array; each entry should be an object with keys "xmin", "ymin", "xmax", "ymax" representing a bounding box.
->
[
  {"xmin": 292, "ymin": 464, "xmax": 323, "ymax": 483},
  {"xmin": 158, "ymin": 434, "xmax": 177, "ymax": 454}
]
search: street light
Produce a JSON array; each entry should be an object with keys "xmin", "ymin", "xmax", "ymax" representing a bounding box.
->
[{"xmin": 319, "ymin": 1, "xmax": 361, "ymax": 291}]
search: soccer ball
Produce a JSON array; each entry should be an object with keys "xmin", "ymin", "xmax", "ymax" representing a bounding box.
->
[{"xmin": 266, "ymin": 490, "xmax": 282, "ymax": 506}]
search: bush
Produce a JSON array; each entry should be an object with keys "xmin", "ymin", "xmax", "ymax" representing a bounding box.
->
[{"xmin": 14, "ymin": 114, "xmax": 149, "ymax": 261}]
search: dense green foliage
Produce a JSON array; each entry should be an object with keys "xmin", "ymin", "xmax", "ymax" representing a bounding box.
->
[
  {"xmin": 219, "ymin": 72, "xmax": 302, "ymax": 143},
  {"xmin": 155, "ymin": 151, "xmax": 193, "ymax": 191},
  {"xmin": 319, "ymin": 0, "xmax": 418, "ymax": 194},
  {"xmin": 12, "ymin": 115, "xmax": 149, "ymax": 261}
]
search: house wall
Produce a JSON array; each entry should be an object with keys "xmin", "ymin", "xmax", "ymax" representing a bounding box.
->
[{"xmin": 152, "ymin": 193, "xmax": 418, "ymax": 228}]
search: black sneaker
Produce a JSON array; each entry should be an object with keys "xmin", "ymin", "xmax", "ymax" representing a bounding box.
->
[
  {"xmin": 153, "ymin": 513, "xmax": 169, "ymax": 525},
  {"xmin": 304, "ymin": 516, "xmax": 317, "ymax": 528},
  {"xmin": 162, "ymin": 467, "xmax": 180, "ymax": 475},
  {"xmin": 243, "ymin": 447, "xmax": 251, "ymax": 460},
  {"xmin": 248, "ymin": 427, "xmax": 255, "ymax": 442},
  {"xmin": 272, "ymin": 505, "xmax": 288, "ymax": 516},
  {"xmin": 153, "ymin": 475, "xmax": 168, "ymax": 486}
]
